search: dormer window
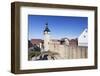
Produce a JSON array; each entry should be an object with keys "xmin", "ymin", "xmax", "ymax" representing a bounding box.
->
[{"xmin": 84, "ymin": 35, "xmax": 86, "ymax": 38}]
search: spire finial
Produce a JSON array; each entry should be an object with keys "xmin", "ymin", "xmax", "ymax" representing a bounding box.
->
[
  {"xmin": 45, "ymin": 22, "xmax": 48, "ymax": 28},
  {"xmin": 46, "ymin": 22, "xmax": 48, "ymax": 26}
]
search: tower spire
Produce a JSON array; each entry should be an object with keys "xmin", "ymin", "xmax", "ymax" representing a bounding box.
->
[{"xmin": 44, "ymin": 23, "xmax": 50, "ymax": 32}]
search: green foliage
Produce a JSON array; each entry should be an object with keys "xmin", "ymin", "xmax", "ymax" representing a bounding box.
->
[
  {"xmin": 28, "ymin": 44, "xmax": 41, "ymax": 60},
  {"xmin": 28, "ymin": 50, "xmax": 41, "ymax": 60}
]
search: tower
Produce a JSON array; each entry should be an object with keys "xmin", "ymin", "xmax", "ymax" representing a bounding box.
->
[{"xmin": 43, "ymin": 23, "xmax": 51, "ymax": 51}]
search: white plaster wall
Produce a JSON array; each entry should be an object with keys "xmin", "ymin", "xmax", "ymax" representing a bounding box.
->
[
  {"xmin": 44, "ymin": 32, "xmax": 50, "ymax": 51},
  {"xmin": 78, "ymin": 28, "xmax": 88, "ymax": 46}
]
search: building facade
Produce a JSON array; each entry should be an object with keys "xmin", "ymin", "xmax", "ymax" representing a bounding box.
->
[{"xmin": 78, "ymin": 28, "xmax": 88, "ymax": 46}]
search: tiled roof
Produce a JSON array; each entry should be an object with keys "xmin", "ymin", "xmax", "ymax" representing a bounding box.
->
[{"xmin": 31, "ymin": 39, "xmax": 43, "ymax": 45}]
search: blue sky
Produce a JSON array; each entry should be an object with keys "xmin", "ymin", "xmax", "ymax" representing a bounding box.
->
[{"xmin": 28, "ymin": 15, "xmax": 88, "ymax": 40}]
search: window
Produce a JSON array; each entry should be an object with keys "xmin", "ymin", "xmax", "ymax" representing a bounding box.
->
[{"xmin": 84, "ymin": 35, "xmax": 86, "ymax": 38}]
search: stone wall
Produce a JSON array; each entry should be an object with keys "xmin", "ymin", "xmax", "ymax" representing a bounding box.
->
[{"xmin": 49, "ymin": 43, "xmax": 87, "ymax": 59}]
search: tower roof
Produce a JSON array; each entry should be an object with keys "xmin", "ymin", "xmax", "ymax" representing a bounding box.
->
[{"xmin": 44, "ymin": 23, "xmax": 51, "ymax": 32}]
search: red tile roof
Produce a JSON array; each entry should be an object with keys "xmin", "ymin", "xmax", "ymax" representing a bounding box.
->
[{"xmin": 31, "ymin": 39, "xmax": 43, "ymax": 45}]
